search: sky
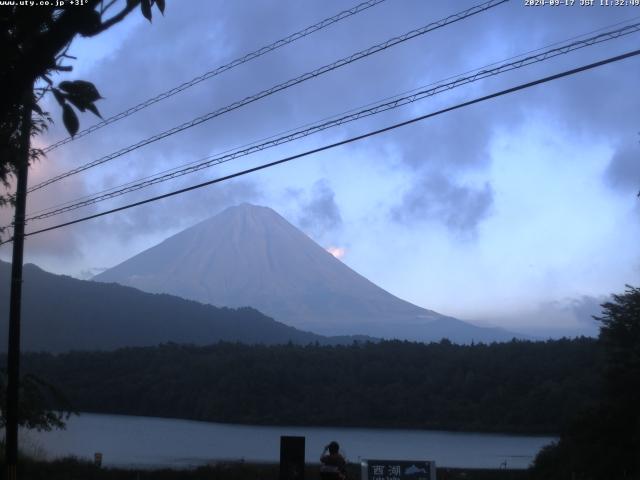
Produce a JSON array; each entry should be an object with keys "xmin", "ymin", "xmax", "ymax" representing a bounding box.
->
[{"xmin": 2, "ymin": 0, "xmax": 639, "ymax": 337}]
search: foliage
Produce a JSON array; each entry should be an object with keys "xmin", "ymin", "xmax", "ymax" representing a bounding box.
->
[
  {"xmin": 1, "ymin": 0, "xmax": 166, "ymax": 447},
  {"xmin": 14, "ymin": 337, "xmax": 601, "ymax": 434},
  {"xmin": 0, "ymin": 369, "xmax": 74, "ymax": 432},
  {"xmin": 0, "ymin": 0, "xmax": 165, "ymax": 210},
  {"xmin": 531, "ymin": 286, "xmax": 640, "ymax": 479},
  {"xmin": 597, "ymin": 285, "xmax": 640, "ymax": 406}
]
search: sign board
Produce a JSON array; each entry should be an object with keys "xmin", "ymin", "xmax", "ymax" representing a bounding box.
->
[{"xmin": 361, "ymin": 459, "xmax": 436, "ymax": 480}]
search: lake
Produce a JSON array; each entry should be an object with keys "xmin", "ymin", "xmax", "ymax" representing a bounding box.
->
[{"xmin": 21, "ymin": 413, "xmax": 556, "ymax": 470}]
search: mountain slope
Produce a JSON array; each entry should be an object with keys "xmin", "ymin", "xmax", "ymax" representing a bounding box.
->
[
  {"xmin": 0, "ymin": 261, "xmax": 356, "ymax": 353},
  {"xmin": 95, "ymin": 204, "xmax": 520, "ymax": 343}
]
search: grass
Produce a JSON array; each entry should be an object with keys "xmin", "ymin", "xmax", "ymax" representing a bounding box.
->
[{"xmin": 6, "ymin": 457, "xmax": 533, "ymax": 480}]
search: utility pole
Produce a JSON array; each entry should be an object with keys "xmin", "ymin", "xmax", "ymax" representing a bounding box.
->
[{"xmin": 5, "ymin": 85, "xmax": 33, "ymax": 480}]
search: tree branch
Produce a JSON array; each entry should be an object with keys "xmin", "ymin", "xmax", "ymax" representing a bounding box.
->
[
  {"xmin": 54, "ymin": 42, "xmax": 73, "ymax": 61},
  {"xmin": 101, "ymin": 0, "xmax": 119, "ymax": 15},
  {"xmin": 1, "ymin": 0, "xmax": 138, "ymax": 114},
  {"xmin": 92, "ymin": 0, "xmax": 141, "ymax": 35}
]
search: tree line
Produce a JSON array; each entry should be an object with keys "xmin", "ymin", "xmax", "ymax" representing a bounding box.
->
[{"xmin": 10, "ymin": 337, "xmax": 601, "ymax": 434}]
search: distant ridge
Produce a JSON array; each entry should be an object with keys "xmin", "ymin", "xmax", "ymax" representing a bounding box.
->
[
  {"xmin": 0, "ymin": 261, "xmax": 368, "ymax": 353},
  {"xmin": 95, "ymin": 203, "xmax": 523, "ymax": 343}
]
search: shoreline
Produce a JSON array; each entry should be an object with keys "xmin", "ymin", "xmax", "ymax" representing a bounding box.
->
[{"xmin": 16, "ymin": 457, "xmax": 533, "ymax": 479}]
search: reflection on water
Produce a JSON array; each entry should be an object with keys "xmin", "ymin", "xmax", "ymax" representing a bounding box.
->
[{"xmin": 23, "ymin": 413, "xmax": 556, "ymax": 470}]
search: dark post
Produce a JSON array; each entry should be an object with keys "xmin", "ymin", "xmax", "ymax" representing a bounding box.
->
[
  {"xmin": 280, "ymin": 436, "xmax": 305, "ymax": 480},
  {"xmin": 5, "ymin": 86, "xmax": 33, "ymax": 480}
]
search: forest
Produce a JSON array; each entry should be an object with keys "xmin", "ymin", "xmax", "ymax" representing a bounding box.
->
[{"xmin": 13, "ymin": 337, "xmax": 601, "ymax": 434}]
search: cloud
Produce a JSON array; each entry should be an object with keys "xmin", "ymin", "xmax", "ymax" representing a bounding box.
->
[
  {"xmin": 39, "ymin": 1, "xmax": 638, "ymax": 235},
  {"xmin": 384, "ymin": 101, "xmax": 499, "ymax": 236},
  {"xmin": 569, "ymin": 295, "xmax": 608, "ymax": 325},
  {"xmin": 297, "ymin": 179, "xmax": 342, "ymax": 238},
  {"xmin": 377, "ymin": 3, "xmax": 640, "ymax": 222},
  {"xmin": 506, "ymin": 294, "xmax": 609, "ymax": 338},
  {"xmin": 0, "ymin": 148, "xmax": 93, "ymax": 260},
  {"xmin": 96, "ymin": 178, "xmax": 262, "ymax": 241},
  {"xmin": 604, "ymin": 142, "xmax": 640, "ymax": 194},
  {"xmin": 8, "ymin": 0, "xmax": 638, "ymax": 316},
  {"xmin": 387, "ymin": 100, "xmax": 502, "ymax": 173},
  {"xmin": 391, "ymin": 173, "xmax": 493, "ymax": 235},
  {"xmin": 77, "ymin": 267, "xmax": 108, "ymax": 280}
]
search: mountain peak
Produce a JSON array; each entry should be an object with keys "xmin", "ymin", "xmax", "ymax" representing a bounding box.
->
[
  {"xmin": 193, "ymin": 203, "xmax": 289, "ymax": 233},
  {"xmin": 222, "ymin": 202, "xmax": 273, "ymax": 214},
  {"xmin": 95, "ymin": 205, "xmax": 522, "ymax": 343}
]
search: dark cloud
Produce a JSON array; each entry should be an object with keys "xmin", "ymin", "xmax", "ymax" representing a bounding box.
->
[
  {"xmin": 378, "ymin": 4, "xmax": 640, "ymax": 230},
  {"xmin": 604, "ymin": 143, "xmax": 640, "ymax": 193},
  {"xmin": 569, "ymin": 295, "xmax": 608, "ymax": 326},
  {"xmin": 389, "ymin": 104, "xmax": 499, "ymax": 172},
  {"xmin": 46, "ymin": 0, "xmax": 515, "ymax": 183},
  {"xmin": 501, "ymin": 294, "xmax": 609, "ymax": 338},
  {"xmin": 381, "ymin": 102, "xmax": 500, "ymax": 232},
  {"xmin": 83, "ymin": 177, "xmax": 262, "ymax": 245},
  {"xmin": 543, "ymin": 295, "xmax": 607, "ymax": 337},
  {"xmin": 392, "ymin": 173, "xmax": 493, "ymax": 235},
  {"xmin": 17, "ymin": 0, "xmax": 640, "ymax": 265},
  {"xmin": 297, "ymin": 179, "xmax": 342, "ymax": 238}
]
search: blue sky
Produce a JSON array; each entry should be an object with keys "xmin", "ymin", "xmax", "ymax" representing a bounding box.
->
[{"xmin": 1, "ymin": 0, "xmax": 639, "ymax": 336}]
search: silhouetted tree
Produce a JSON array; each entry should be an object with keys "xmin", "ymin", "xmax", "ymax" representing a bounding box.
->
[
  {"xmin": 532, "ymin": 285, "xmax": 640, "ymax": 479},
  {"xmin": 1, "ymin": 0, "xmax": 166, "ymax": 446},
  {"xmin": 0, "ymin": 370, "xmax": 73, "ymax": 432},
  {"xmin": 0, "ymin": 0, "xmax": 165, "ymax": 209},
  {"xmin": 598, "ymin": 286, "xmax": 640, "ymax": 404}
]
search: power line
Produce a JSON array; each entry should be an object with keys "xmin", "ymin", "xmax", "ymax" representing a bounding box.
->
[
  {"xmin": 24, "ymin": 21, "xmax": 640, "ymax": 222},
  {"xmin": 1, "ymin": 47, "xmax": 636, "ymax": 245},
  {"xmin": 41, "ymin": 0, "xmax": 389, "ymax": 154},
  {"xmin": 28, "ymin": 0, "xmax": 508, "ymax": 193},
  {"xmin": 25, "ymin": 14, "xmax": 640, "ymax": 220},
  {"xmin": 38, "ymin": 11, "xmax": 640, "ymax": 173}
]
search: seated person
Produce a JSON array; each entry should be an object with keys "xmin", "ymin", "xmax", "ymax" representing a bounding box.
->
[{"xmin": 320, "ymin": 441, "xmax": 347, "ymax": 480}]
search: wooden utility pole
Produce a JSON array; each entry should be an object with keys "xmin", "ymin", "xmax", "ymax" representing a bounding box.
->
[{"xmin": 5, "ymin": 85, "xmax": 33, "ymax": 480}]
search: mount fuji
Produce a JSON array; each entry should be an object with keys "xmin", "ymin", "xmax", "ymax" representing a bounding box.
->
[{"xmin": 95, "ymin": 204, "xmax": 521, "ymax": 343}]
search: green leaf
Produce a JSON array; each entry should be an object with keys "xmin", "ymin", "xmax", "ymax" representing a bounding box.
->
[
  {"xmin": 65, "ymin": 95, "xmax": 87, "ymax": 112},
  {"xmin": 85, "ymin": 103, "xmax": 102, "ymax": 119},
  {"xmin": 62, "ymin": 104, "xmax": 79, "ymax": 137},
  {"xmin": 141, "ymin": 0, "xmax": 152, "ymax": 21},
  {"xmin": 52, "ymin": 88, "xmax": 66, "ymax": 106},
  {"xmin": 58, "ymin": 80, "xmax": 104, "ymax": 118},
  {"xmin": 156, "ymin": 0, "xmax": 165, "ymax": 14},
  {"xmin": 58, "ymin": 81, "xmax": 73, "ymax": 92},
  {"xmin": 59, "ymin": 80, "xmax": 102, "ymax": 103}
]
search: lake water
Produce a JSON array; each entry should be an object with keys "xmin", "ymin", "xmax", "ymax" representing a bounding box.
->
[{"xmin": 21, "ymin": 413, "xmax": 556, "ymax": 470}]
